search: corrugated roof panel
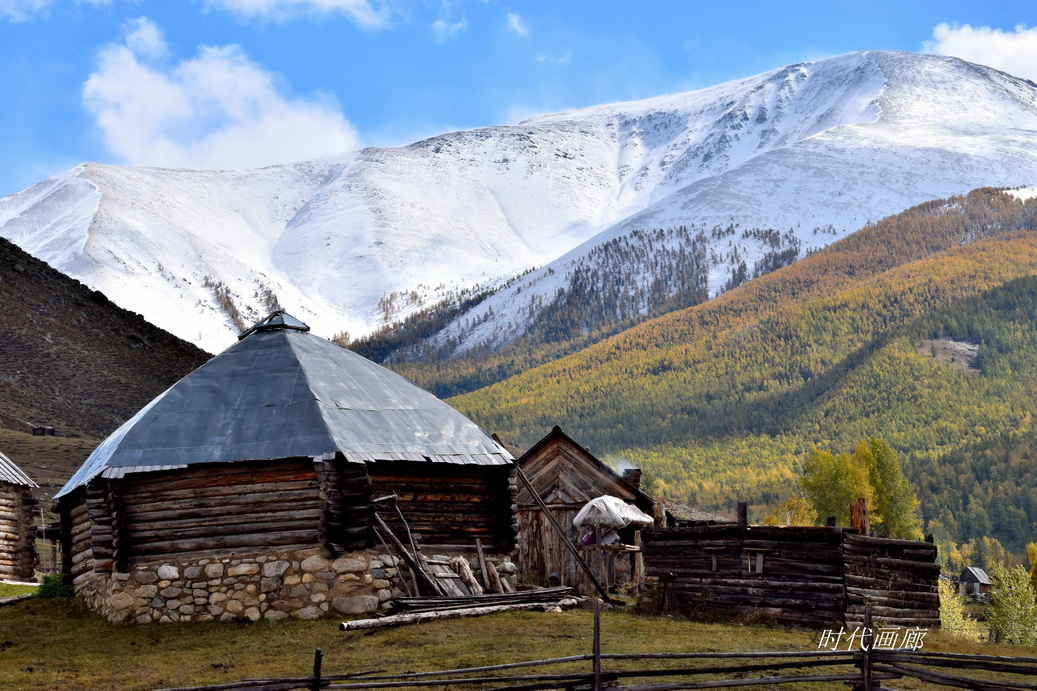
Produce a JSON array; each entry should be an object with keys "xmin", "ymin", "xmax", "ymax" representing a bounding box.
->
[{"xmin": 0, "ymin": 451, "xmax": 37, "ymax": 487}]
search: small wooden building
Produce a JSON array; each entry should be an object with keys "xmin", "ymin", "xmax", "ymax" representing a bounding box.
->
[
  {"xmin": 56, "ymin": 313, "xmax": 516, "ymax": 623},
  {"xmin": 515, "ymin": 426, "xmax": 657, "ymax": 594},
  {"xmin": 959, "ymin": 566, "xmax": 991, "ymax": 597},
  {"xmin": 0, "ymin": 450, "xmax": 38, "ymax": 581},
  {"xmin": 641, "ymin": 523, "xmax": 940, "ymax": 628}
]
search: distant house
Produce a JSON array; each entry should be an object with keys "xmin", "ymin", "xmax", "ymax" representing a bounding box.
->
[
  {"xmin": 515, "ymin": 426, "xmax": 658, "ymax": 594},
  {"xmin": 0, "ymin": 450, "xmax": 38, "ymax": 581},
  {"xmin": 642, "ymin": 523, "xmax": 940, "ymax": 629},
  {"xmin": 56, "ymin": 312, "xmax": 516, "ymax": 623},
  {"xmin": 959, "ymin": 566, "xmax": 991, "ymax": 597}
]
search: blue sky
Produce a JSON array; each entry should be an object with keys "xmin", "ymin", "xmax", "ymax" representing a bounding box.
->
[{"xmin": 1, "ymin": 1, "xmax": 1036, "ymax": 198}]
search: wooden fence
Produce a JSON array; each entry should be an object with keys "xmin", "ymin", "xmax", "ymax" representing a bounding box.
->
[
  {"xmin": 149, "ymin": 648, "xmax": 1037, "ymax": 691},
  {"xmin": 151, "ymin": 605, "xmax": 1037, "ymax": 691}
]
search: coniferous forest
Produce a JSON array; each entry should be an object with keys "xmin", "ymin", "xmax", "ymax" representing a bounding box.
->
[{"xmin": 377, "ymin": 188, "xmax": 1037, "ymax": 567}]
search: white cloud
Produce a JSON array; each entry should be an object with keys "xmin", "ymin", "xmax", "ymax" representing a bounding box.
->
[
  {"xmin": 82, "ymin": 17, "xmax": 358, "ymax": 170},
  {"xmin": 506, "ymin": 11, "xmax": 527, "ymax": 37},
  {"xmin": 0, "ymin": 0, "xmax": 109, "ymax": 22},
  {"xmin": 201, "ymin": 0, "xmax": 392, "ymax": 28},
  {"xmin": 924, "ymin": 23, "xmax": 1037, "ymax": 82},
  {"xmin": 122, "ymin": 15, "xmax": 167, "ymax": 59},
  {"xmin": 431, "ymin": 16, "xmax": 466, "ymax": 43},
  {"xmin": 535, "ymin": 52, "xmax": 571, "ymax": 66}
]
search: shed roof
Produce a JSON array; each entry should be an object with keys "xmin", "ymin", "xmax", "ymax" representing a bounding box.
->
[
  {"xmin": 0, "ymin": 451, "xmax": 37, "ymax": 488},
  {"xmin": 57, "ymin": 312, "xmax": 511, "ymax": 497},
  {"xmin": 960, "ymin": 566, "xmax": 991, "ymax": 585},
  {"xmin": 516, "ymin": 426, "xmax": 656, "ymax": 512}
]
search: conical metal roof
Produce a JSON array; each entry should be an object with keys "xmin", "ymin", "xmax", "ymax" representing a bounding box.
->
[
  {"xmin": 57, "ymin": 313, "xmax": 512, "ymax": 497},
  {"xmin": 0, "ymin": 450, "xmax": 37, "ymax": 488}
]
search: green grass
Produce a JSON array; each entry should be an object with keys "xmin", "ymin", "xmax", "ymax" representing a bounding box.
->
[
  {"xmin": 0, "ymin": 598, "xmax": 1033, "ymax": 691},
  {"xmin": 0, "ymin": 583, "xmax": 37, "ymax": 598}
]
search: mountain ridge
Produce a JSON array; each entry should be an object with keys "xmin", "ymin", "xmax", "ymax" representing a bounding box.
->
[
  {"xmin": 442, "ymin": 187, "xmax": 1037, "ymax": 559},
  {"xmin": 2, "ymin": 50, "xmax": 1036, "ymax": 354}
]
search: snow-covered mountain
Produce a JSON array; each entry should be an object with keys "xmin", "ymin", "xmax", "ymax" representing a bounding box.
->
[{"xmin": 2, "ymin": 50, "xmax": 1036, "ymax": 354}]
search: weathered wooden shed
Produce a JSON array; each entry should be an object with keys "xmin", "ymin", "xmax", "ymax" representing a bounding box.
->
[
  {"xmin": 641, "ymin": 523, "xmax": 940, "ymax": 629},
  {"xmin": 56, "ymin": 312, "xmax": 516, "ymax": 623},
  {"xmin": 515, "ymin": 426, "xmax": 657, "ymax": 594},
  {"xmin": 0, "ymin": 451, "xmax": 38, "ymax": 581},
  {"xmin": 959, "ymin": 566, "xmax": 991, "ymax": 597}
]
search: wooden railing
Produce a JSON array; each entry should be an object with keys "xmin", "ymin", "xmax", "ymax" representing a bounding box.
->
[
  {"xmin": 150, "ymin": 645, "xmax": 1037, "ymax": 691},
  {"xmin": 150, "ymin": 604, "xmax": 1037, "ymax": 691}
]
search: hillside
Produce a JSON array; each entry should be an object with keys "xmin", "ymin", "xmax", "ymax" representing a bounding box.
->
[
  {"xmin": 2, "ymin": 51, "xmax": 1036, "ymax": 354},
  {"xmin": 0, "ymin": 235, "xmax": 209, "ymax": 442},
  {"xmin": 448, "ymin": 188, "xmax": 1037, "ymax": 557}
]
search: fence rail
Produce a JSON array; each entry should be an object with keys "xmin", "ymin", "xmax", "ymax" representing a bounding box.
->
[
  {"xmin": 151, "ymin": 604, "xmax": 1037, "ymax": 691},
  {"xmin": 150, "ymin": 645, "xmax": 1037, "ymax": 691}
]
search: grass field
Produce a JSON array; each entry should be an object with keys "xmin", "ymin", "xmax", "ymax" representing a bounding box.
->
[
  {"xmin": 0, "ymin": 583, "xmax": 37, "ymax": 598},
  {"xmin": 0, "ymin": 595, "xmax": 1034, "ymax": 691}
]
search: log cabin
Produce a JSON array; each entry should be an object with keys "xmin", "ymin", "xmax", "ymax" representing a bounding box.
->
[
  {"xmin": 515, "ymin": 426, "xmax": 658, "ymax": 594},
  {"xmin": 641, "ymin": 522, "xmax": 940, "ymax": 629},
  {"xmin": 55, "ymin": 312, "xmax": 516, "ymax": 623},
  {"xmin": 0, "ymin": 451, "xmax": 38, "ymax": 581},
  {"xmin": 959, "ymin": 566, "xmax": 991, "ymax": 597}
]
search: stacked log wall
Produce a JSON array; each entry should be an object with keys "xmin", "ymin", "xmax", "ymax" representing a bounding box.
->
[
  {"xmin": 641, "ymin": 525, "xmax": 847, "ymax": 628},
  {"xmin": 642, "ymin": 525, "xmax": 942, "ymax": 629},
  {"xmin": 317, "ymin": 458, "xmax": 373, "ymax": 555},
  {"xmin": 118, "ymin": 459, "xmax": 321, "ymax": 564},
  {"xmin": 842, "ymin": 533, "xmax": 940, "ymax": 628},
  {"xmin": 369, "ymin": 462, "xmax": 517, "ymax": 554},
  {"xmin": 68, "ymin": 494, "xmax": 94, "ymax": 592},
  {"xmin": 0, "ymin": 482, "xmax": 37, "ymax": 581}
]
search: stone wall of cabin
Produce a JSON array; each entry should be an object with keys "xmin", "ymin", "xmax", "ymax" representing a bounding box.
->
[
  {"xmin": 75, "ymin": 547, "xmax": 518, "ymax": 623},
  {"xmin": 0, "ymin": 482, "xmax": 36, "ymax": 581},
  {"xmin": 76, "ymin": 547, "xmax": 402, "ymax": 623}
]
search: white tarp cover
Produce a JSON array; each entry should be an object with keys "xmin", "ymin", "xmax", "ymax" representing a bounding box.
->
[{"xmin": 573, "ymin": 495, "xmax": 654, "ymax": 529}]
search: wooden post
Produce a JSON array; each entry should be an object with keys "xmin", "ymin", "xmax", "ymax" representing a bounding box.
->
[
  {"xmin": 850, "ymin": 498, "xmax": 870, "ymax": 536},
  {"xmin": 593, "ymin": 599, "xmax": 602, "ymax": 691},
  {"xmin": 660, "ymin": 571, "xmax": 675, "ymax": 616},
  {"xmin": 310, "ymin": 648, "xmax": 323, "ymax": 691},
  {"xmin": 860, "ymin": 603, "xmax": 873, "ymax": 690},
  {"xmin": 737, "ymin": 502, "xmax": 748, "ymax": 531},
  {"xmin": 475, "ymin": 538, "xmax": 491, "ymax": 591},
  {"xmin": 632, "ymin": 530, "xmax": 642, "ymax": 593},
  {"xmin": 594, "ymin": 523, "xmax": 605, "ymax": 590}
]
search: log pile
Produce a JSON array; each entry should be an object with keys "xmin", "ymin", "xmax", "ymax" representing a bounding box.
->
[
  {"xmin": 0, "ymin": 482, "xmax": 36, "ymax": 581},
  {"xmin": 382, "ymin": 586, "xmax": 575, "ymax": 615},
  {"xmin": 641, "ymin": 524, "xmax": 939, "ymax": 629},
  {"xmin": 341, "ymin": 587, "xmax": 579, "ymax": 630}
]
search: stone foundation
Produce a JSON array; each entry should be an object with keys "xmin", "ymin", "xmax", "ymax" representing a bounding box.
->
[
  {"xmin": 81, "ymin": 548, "xmax": 406, "ymax": 623},
  {"xmin": 80, "ymin": 548, "xmax": 519, "ymax": 623}
]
